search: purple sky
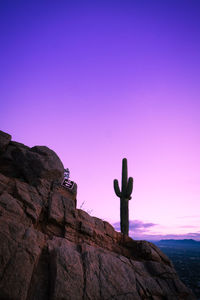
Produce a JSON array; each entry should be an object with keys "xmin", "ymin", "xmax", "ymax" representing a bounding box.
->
[{"xmin": 1, "ymin": 0, "xmax": 200, "ymax": 240}]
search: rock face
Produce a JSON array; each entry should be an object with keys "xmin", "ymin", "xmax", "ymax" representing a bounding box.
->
[{"xmin": 0, "ymin": 130, "xmax": 196, "ymax": 300}]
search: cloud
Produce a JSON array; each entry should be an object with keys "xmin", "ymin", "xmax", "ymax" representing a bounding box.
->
[
  {"xmin": 179, "ymin": 225, "xmax": 199, "ymax": 228},
  {"xmin": 111, "ymin": 220, "xmax": 200, "ymax": 241},
  {"xmin": 112, "ymin": 220, "xmax": 157, "ymax": 232}
]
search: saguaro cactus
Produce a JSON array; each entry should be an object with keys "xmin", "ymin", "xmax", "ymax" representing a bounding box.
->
[{"xmin": 114, "ymin": 158, "xmax": 133, "ymax": 235}]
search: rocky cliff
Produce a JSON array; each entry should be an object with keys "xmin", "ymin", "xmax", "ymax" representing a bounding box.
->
[{"xmin": 0, "ymin": 130, "xmax": 196, "ymax": 300}]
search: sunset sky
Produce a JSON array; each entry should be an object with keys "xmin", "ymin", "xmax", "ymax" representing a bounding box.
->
[{"xmin": 1, "ymin": 0, "xmax": 200, "ymax": 240}]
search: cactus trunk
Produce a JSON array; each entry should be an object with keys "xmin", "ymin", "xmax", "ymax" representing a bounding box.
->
[
  {"xmin": 114, "ymin": 158, "xmax": 133, "ymax": 236},
  {"xmin": 122, "ymin": 159, "xmax": 127, "ymax": 194},
  {"xmin": 120, "ymin": 197, "xmax": 129, "ymax": 235}
]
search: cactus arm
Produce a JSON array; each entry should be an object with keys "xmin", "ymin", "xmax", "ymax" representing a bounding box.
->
[
  {"xmin": 114, "ymin": 179, "xmax": 121, "ymax": 197},
  {"xmin": 126, "ymin": 177, "xmax": 133, "ymax": 199},
  {"xmin": 122, "ymin": 158, "xmax": 128, "ymax": 195}
]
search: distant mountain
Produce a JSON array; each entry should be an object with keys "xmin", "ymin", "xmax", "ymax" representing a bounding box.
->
[
  {"xmin": 154, "ymin": 239, "xmax": 200, "ymax": 248},
  {"xmin": 159, "ymin": 239, "xmax": 199, "ymax": 244}
]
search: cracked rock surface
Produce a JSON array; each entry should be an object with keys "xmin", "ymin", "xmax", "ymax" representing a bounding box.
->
[{"xmin": 0, "ymin": 130, "xmax": 196, "ymax": 300}]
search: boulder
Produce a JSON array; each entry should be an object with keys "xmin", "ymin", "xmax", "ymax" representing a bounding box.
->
[
  {"xmin": 0, "ymin": 131, "xmax": 64, "ymax": 186},
  {"xmin": 0, "ymin": 130, "xmax": 11, "ymax": 152}
]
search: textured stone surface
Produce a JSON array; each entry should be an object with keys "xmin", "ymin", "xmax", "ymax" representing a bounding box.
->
[
  {"xmin": 0, "ymin": 131, "xmax": 196, "ymax": 300},
  {"xmin": 0, "ymin": 130, "xmax": 11, "ymax": 152},
  {"xmin": 0, "ymin": 137, "xmax": 64, "ymax": 186}
]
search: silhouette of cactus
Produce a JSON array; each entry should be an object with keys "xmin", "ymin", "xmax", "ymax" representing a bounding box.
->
[{"xmin": 114, "ymin": 158, "xmax": 133, "ymax": 235}]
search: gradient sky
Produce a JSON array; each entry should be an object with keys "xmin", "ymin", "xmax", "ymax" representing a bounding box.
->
[{"xmin": 1, "ymin": 0, "xmax": 200, "ymax": 240}]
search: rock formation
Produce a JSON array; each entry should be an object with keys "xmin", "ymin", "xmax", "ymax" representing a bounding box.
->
[{"xmin": 0, "ymin": 130, "xmax": 196, "ymax": 300}]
